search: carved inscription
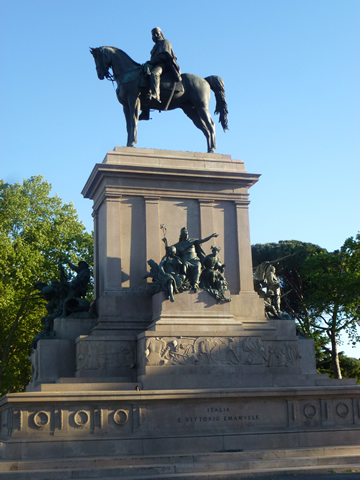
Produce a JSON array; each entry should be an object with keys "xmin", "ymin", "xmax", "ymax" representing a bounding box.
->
[
  {"xmin": 177, "ymin": 407, "xmax": 260, "ymax": 424},
  {"xmin": 143, "ymin": 336, "xmax": 301, "ymax": 368}
]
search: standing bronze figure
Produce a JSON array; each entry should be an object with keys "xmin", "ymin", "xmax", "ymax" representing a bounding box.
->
[{"xmin": 90, "ymin": 28, "xmax": 228, "ymax": 153}]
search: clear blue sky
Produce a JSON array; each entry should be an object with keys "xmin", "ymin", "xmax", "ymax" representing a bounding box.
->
[{"xmin": 1, "ymin": 1, "xmax": 359, "ymax": 354}]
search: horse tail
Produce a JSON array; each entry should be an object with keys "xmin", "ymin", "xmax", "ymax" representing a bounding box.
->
[{"xmin": 205, "ymin": 75, "xmax": 229, "ymax": 131}]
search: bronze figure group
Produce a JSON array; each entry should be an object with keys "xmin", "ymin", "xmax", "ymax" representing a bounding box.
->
[
  {"xmin": 31, "ymin": 261, "xmax": 91, "ymax": 348},
  {"xmin": 145, "ymin": 227, "xmax": 231, "ymax": 303}
]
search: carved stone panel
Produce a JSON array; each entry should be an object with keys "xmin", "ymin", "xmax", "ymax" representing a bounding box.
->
[
  {"xmin": 76, "ymin": 338, "xmax": 136, "ymax": 375},
  {"xmin": 139, "ymin": 336, "xmax": 301, "ymax": 368}
]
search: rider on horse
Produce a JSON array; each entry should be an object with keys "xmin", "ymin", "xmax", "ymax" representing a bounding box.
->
[{"xmin": 139, "ymin": 27, "xmax": 182, "ymax": 120}]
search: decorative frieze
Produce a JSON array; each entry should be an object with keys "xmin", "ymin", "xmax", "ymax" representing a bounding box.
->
[
  {"xmin": 141, "ymin": 336, "xmax": 301, "ymax": 368},
  {"xmin": 1, "ymin": 396, "xmax": 359, "ymax": 446}
]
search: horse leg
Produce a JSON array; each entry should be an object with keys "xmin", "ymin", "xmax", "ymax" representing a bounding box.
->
[
  {"xmin": 122, "ymin": 104, "xmax": 133, "ymax": 146},
  {"xmin": 129, "ymin": 97, "xmax": 141, "ymax": 147},
  {"xmin": 123, "ymin": 97, "xmax": 140, "ymax": 147},
  {"xmin": 181, "ymin": 105, "xmax": 212, "ymax": 153},
  {"xmin": 196, "ymin": 106, "xmax": 216, "ymax": 153}
]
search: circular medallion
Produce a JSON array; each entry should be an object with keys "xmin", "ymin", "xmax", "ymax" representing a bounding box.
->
[
  {"xmin": 113, "ymin": 409, "xmax": 129, "ymax": 425},
  {"xmin": 74, "ymin": 410, "xmax": 90, "ymax": 428},
  {"xmin": 336, "ymin": 402, "xmax": 349, "ymax": 418},
  {"xmin": 34, "ymin": 411, "xmax": 50, "ymax": 429},
  {"xmin": 303, "ymin": 404, "xmax": 316, "ymax": 419}
]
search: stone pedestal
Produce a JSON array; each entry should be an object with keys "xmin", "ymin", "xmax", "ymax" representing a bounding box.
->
[
  {"xmin": 26, "ymin": 317, "xmax": 97, "ymax": 391},
  {"xmin": 27, "ymin": 339, "xmax": 75, "ymax": 387},
  {"xmin": 136, "ymin": 292, "xmax": 320, "ymax": 390},
  {"xmin": 81, "ymin": 147, "xmax": 265, "ymax": 329},
  {"xmin": 1, "ymin": 148, "xmax": 359, "ymax": 464}
]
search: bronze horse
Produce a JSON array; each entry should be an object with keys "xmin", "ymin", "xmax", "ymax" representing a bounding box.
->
[{"xmin": 90, "ymin": 47, "xmax": 228, "ymax": 153}]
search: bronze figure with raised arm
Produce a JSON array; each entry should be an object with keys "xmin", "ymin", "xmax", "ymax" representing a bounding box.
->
[{"xmin": 164, "ymin": 227, "xmax": 218, "ymax": 291}]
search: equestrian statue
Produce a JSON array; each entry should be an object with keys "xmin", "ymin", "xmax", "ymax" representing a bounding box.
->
[{"xmin": 90, "ymin": 27, "xmax": 228, "ymax": 153}]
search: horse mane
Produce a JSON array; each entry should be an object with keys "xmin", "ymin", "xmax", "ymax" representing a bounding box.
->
[{"xmin": 102, "ymin": 46, "xmax": 141, "ymax": 67}]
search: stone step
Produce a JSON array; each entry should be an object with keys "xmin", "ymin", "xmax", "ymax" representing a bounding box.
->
[
  {"xmin": 29, "ymin": 382, "xmax": 142, "ymax": 392},
  {"xmin": 58, "ymin": 377, "xmax": 137, "ymax": 383},
  {"xmin": 1, "ymin": 446, "xmax": 360, "ymax": 472},
  {"xmin": 315, "ymin": 377, "xmax": 357, "ymax": 386},
  {"xmin": 1, "ymin": 461, "xmax": 360, "ymax": 480},
  {"xmin": 0, "ymin": 446, "xmax": 360, "ymax": 479},
  {"xmin": 81, "ymin": 465, "xmax": 360, "ymax": 480}
]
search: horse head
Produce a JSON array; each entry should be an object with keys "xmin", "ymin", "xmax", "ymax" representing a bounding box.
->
[{"xmin": 90, "ymin": 47, "xmax": 111, "ymax": 80}]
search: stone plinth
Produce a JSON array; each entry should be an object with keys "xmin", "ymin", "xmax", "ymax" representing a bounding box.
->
[
  {"xmin": 27, "ymin": 339, "xmax": 75, "ymax": 389},
  {"xmin": 133, "ymin": 293, "xmax": 318, "ymax": 390},
  {"xmin": 54, "ymin": 317, "xmax": 96, "ymax": 340},
  {"xmin": 27, "ymin": 317, "xmax": 97, "ymax": 391},
  {"xmin": 150, "ymin": 291, "xmax": 235, "ymax": 330},
  {"xmin": 81, "ymin": 147, "xmax": 264, "ymax": 328}
]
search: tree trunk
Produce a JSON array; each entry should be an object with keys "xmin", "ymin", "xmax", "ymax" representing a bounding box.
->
[{"xmin": 329, "ymin": 329, "xmax": 342, "ymax": 379}]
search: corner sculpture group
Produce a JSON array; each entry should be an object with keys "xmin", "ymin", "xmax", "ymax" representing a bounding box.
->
[
  {"xmin": 31, "ymin": 261, "xmax": 92, "ymax": 348},
  {"xmin": 253, "ymin": 260, "xmax": 290, "ymax": 320},
  {"xmin": 144, "ymin": 226, "xmax": 231, "ymax": 304}
]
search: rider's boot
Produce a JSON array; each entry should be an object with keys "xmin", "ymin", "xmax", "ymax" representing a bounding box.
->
[
  {"xmin": 139, "ymin": 109, "xmax": 150, "ymax": 121},
  {"xmin": 147, "ymin": 72, "xmax": 161, "ymax": 103}
]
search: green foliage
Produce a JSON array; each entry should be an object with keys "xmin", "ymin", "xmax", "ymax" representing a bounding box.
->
[
  {"xmin": 317, "ymin": 353, "xmax": 360, "ymax": 384},
  {"xmin": 302, "ymin": 235, "xmax": 360, "ymax": 378},
  {"xmin": 0, "ymin": 176, "xmax": 93, "ymax": 395},
  {"xmin": 303, "ymin": 245, "xmax": 360, "ymax": 342}
]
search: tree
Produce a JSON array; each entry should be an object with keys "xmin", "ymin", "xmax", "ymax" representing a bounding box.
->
[
  {"xmin": 252, "ymin": 236, "xmax": 360, "ymax": 379},
  {"xmin": 302, "ymin": 235, "xmax": 360, "ymax": 379},
  {"xmin": 0, "ymin": 176, "xmax": 93, "ymax": 395}
]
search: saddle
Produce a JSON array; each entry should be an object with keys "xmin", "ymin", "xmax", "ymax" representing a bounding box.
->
[
  {"xmin": 120, "ymin": 65, "xmax": 184, "ymax": 95},
  {"xmin": 139, "ymin": 70, "xmax": 184, "ymax": 94}
]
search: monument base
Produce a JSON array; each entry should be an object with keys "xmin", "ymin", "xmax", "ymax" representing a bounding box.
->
[
  {"xmin": 1, "ymin": 385, "xmax": 359, "ymax": 462},
  {"xmin": 1, "ymin": 149, "xmax": 359, "ymax": 473}
]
